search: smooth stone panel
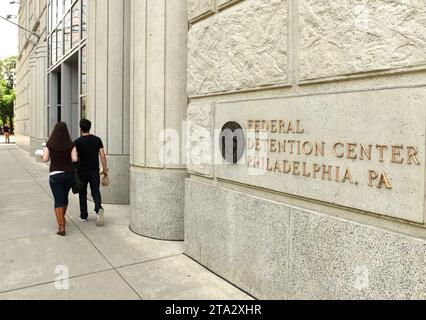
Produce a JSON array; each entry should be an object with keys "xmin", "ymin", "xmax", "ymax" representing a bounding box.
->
[
  {"xmin": 299, "ymin": 0, "xmax": 426, "ymax": 80},
  {"xmin": 102, "ymin": 155, "xmax": 130, "ymax": 205},
  {"xmin": 130, "ymin": 167, "xmax": 188, "ymax": 241},
  {"xmin": 165, "ymin": 0, "xmax": 188, "ymax": 165},
  {"xmin": 145, "ymin": 0, "xmax": 166, "ymax": 168},
  {"xmin": 185, "ymin": 179, "xmax": 290, "ymax": 300},
  {"xmin": 94, "ymin": 0, "xmax": 109, "ymax": 141},
  {"xmin": 107, "ymin": 0, "xmax": 125, "ymax": 155},
  {"xmin": 129, "ymin": 0, "xmax": 147, "ymax": 167},
  {"xmin": 118, "ymin": 255, "xmax": 252, "ymax": 300},
  {"xmin": 289, "ymin": 207, "xmax": 426, "ymax": 300},
  {"xmin": 0, "ymin": 270, "xmax": 140, "ymax": 300},
  {"xmin": 188, "ymin": 0, "xmax": 288, "ymax": 96},
  {"xmin": 215, "ymin": 87, "xmax": 426, "ymax": 223}
]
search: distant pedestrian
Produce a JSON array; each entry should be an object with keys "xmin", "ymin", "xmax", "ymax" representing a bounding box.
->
[
  {"xmin": 74, "ymin": 119, "xmax": 108, "ymax": 226},
  {"xmin": 42, "ymin": 122, "xmax": 78, "ymax": 236},
  {"xmin": 3, "ymin": 123, "xmax": 10, "ymax": 144}
]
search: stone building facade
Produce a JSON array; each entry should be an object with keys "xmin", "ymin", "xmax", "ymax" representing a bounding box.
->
[
  {"xmin": 15, "ymin": 0, "xmax": 48, "ymax": 153},
  {"xmin": 16, "ymin": 0, "xmax": 426, "ymax": 299}
]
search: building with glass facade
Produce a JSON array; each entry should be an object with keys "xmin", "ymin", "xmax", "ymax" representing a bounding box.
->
[
  {"xmin": 15, "ymin": 0, "xmax": 426, "ymax": 300},
  {"xmin": 47, "ymin": 0, "xmax": 87, "ymax": 140}
]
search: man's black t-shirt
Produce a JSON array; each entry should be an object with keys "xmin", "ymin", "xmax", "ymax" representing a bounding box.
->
[{"xmin": 74, "ymin": 135, "xmax": 104, "ymax": 173}]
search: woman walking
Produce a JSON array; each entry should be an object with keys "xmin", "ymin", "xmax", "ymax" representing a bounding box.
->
[{"xmin": 42, "ymin": 122, "xmax": 78, "ymax": 236}]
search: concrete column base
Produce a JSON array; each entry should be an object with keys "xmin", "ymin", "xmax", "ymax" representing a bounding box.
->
[
  {"xmin": 130, "ymin": 167, "xmax": 188, "ymax": 241},
  {"xmin": 102, "ymin": 155, "xmax": 130, "ymax": 205}
]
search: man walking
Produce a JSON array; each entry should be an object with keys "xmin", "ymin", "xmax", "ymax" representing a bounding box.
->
[
  {"xmin": 75, "ymin": 119, "xmax": 108, "ymax": 226},
  {"xmin": 3, "ymin": 123, "xmax": 11, "ymax": 144}
]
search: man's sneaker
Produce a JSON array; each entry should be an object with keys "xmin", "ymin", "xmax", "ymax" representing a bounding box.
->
[
  {"xmin": 96, "ymin": 208, "xmax": 105, "ymax": 227},
  {"xmin": 80, "ymin": 218, "xmax": 88, "ymax": 222}
]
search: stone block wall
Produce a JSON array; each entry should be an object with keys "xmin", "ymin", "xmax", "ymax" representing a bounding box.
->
[
  {"xmin": 188, "ymin": 0, "xmax": 289, "ymax": 95},
  {"xmin": 299, "ymin": 0, "xmax": 426, "ymax": 81},
  {"xmin": 15, "ymin": 0, "xmax": 48, "ymax": 152},
  {"xmin": 185, "ymin": 0, "xmax": 426, "ymax": 299}
]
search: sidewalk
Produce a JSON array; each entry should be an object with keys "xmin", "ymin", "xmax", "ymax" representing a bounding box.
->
[
  {"xmin": 0, "ymin": 145, "xmax": 251, "ymax": 300},
  {"xmin": 0, "ymin": 134, "xmax": 16, "ymax": 145}
]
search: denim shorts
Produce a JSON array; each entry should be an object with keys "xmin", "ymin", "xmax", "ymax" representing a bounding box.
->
[{"xmin": 49, "ymin": 172, "xmax": 74, "ymax": 209}]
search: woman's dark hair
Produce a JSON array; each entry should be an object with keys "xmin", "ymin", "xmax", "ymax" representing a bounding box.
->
[{"xmin": 47, "ymin": 122, "xmax": 74, "ymax": 151}]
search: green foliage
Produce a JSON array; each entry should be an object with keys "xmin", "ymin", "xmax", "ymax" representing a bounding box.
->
[{"xmin": 0, "ymin": 56, "xmax": 16, "ymax": 130}]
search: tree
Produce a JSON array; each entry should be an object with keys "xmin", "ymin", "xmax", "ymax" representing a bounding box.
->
[{"xmin": 0, "ymin": 56, "xmax": 16, "ymax": 131}]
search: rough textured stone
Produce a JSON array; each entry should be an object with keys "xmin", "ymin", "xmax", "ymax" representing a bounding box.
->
[
  {"xmin": 188, "ymin": 0, "xmax": 288, "ymax": 96},
  {"xmin": 102, "ymin": 155, "xmax": 130, "ymax": 205},
  {"xmin": 188, "ymin": 0, "xmax": 214, "ymax": 21},
  {"xmin": 289, "ymin": 207, "xmax": 426, "ymax": 300},
  {"xmin": 185, "ymin": 179, "xmax": 426, "ymax": 300},
  {"xmin": 185, "ymin": 180, "xmax": 290, "ymax": 300},
  {"xmin": 130, "ymin": 168, "xmax": 188, "ymax": 241},
  {"xmin": 299, "ymin": 0, "xmax": 426, "ymax": 80},
  {"xmin": 187, "ymin": 103, "xmax": 215, "ymax": 177}
]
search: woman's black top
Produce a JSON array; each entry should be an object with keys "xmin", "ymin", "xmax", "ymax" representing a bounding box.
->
[{"xmin": 49, "ymin": 147, "xmax": 74, "ymax": 173}]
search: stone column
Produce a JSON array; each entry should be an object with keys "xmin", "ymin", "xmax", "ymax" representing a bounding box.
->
[
  {"xmin": 87, "ymin": 0, "xmax": 131, "ymax": 204},
  {"xmin": 29, "ymin": 41, "xmax": 48, "ymax": 155},
  {"xmin": 129, "ymin": 0, "xmax": 189, "ymax": 241}
]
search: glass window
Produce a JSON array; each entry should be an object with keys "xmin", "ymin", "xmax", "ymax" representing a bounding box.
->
[
  {"xmin": 81, "ymin": 46, "xmax": 87, "ymax": 94},
  {"xmin": 71, "ymin": 1, "xmax": 80, "ymax": 47},
  {"xmin": 57, "ymin": 21, "xmax": 63, "ymax": 60},
  {"xmin": 64, "ymin": 12, "xmax": 71, "ymax": 53},
  {"xmin": 81, "ymin": 0, "xmax": 87, "ymax": 39}
]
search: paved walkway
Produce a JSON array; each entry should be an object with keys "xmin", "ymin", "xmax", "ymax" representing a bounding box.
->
[
  {"xmin": 0, "ymin": 134, "xmax": 16, "ymax": 145},
  {"xmin": 0, "ymin": 145, "xmax": 251, "ymax": 300}
]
